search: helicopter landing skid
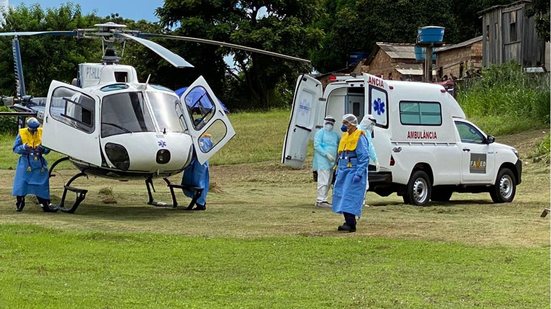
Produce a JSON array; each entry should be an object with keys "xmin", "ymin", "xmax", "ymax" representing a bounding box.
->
[
  {"xmin": 56, "ymin": 172, "xmax": 88, "ymax": 213},
  {"xmin": 145, "ymin": 177, "xmax": 203, "ymax": 209}
]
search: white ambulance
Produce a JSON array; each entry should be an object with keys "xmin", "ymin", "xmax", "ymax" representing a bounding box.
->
[{"xmin": 282, "ymin": 73, "xmax": 522, "ymax": 205}]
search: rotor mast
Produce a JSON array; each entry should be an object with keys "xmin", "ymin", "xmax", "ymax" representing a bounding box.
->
[{"xmin": 93, "ymin": 22, "xmax": 129, "ymax": 65}]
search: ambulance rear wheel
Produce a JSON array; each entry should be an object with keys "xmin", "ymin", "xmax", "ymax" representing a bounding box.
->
[
  {"xmin": 490, "ymin": 168, "xmax": 516, "ymax": 203},
  {"xmin": 404, "ymin": 170, "xmax": 431, "ymax": 206}
]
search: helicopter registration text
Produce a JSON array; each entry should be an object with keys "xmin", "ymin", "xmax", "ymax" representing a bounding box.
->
[{"xmin": 85, "ymin": 66, "xmax": 101, "ymax": 80}]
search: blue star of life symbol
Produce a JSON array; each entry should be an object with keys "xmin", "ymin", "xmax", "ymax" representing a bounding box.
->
[
  {"xmin": 373, "ymin": 98, "xmax": 385, "ymax": 115},
  {"xmin": 157, "ymin": 140, "xmax": 167, "ymax": 148}
]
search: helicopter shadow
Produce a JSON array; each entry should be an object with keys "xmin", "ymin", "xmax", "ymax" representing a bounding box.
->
[{"xmin": 57, "ymin": 200, "xmax": 202, "ymax": 221}]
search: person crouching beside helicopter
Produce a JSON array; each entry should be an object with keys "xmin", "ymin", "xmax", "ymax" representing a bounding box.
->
[
  {"xmin": 12, "ymin": 117, "xmax": 52, "ymax": 212},
  {"xmin": 181, "ymin": 133, "xmax": 214, "ymax": 210}
]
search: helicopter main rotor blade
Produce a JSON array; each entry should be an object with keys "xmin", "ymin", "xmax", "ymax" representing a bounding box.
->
[
  {"xmin": 0, "ymin": 31, "xmax": 77, "ymax": 37},
  {"xmin": 140, "ymin": 33, "xmax": 311, "ymax": 64},
  {"xmin": 117, "ymin": 33, "xmax": 194, "ymax": 68}
]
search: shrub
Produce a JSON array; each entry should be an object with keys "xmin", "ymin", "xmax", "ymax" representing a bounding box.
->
[
  {"xmin": 531, "ymin": 133, "xmax": 550, "ymax": 164},
  {"xmin": 0, "ymin": 107, "xmax": 18, "ymax": 135},
  {"xmin": 457, "ymin": 62, "xmax": 550, "ymax": 135}
]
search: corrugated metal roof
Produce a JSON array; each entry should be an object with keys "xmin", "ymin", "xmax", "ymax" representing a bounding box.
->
[
  {"xmin": 395, "ymin": 68, "xmax": 423, "ymax": 75},
  {"xmin": 395, "ymin": 63, "xmax": 433, "ymax": 76},
  {"xmin": 435, "ymin": 36, "xmax": 483, "ymax": 53},
  {"xmin": 376, "ymin": 42, "xmax": 416, "ymax": 59},
  {"xmin": 477, "ymin": 0, "xmax": 531, "ymax": 15}
]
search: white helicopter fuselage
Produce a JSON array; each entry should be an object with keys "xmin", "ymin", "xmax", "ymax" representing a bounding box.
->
[{"xmin": 41, "ymin": 64, "xmax": 235, "ymax": 179}]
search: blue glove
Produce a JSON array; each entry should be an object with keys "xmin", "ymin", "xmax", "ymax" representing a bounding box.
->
[
  {"xmin": 353, "ymin": 175, "xmax": 361, "ymax": 183},
  {"xmin": 24, "ymin": 144, "xmax": 32, "ymax": 152}
]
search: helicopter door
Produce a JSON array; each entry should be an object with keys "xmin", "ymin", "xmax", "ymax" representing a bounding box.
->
[
  {"xmin": 42, "ymin": 81, "xmax": 102, "ymax": 166},
  {"xmin": 179, "ymin": 76, "xmax": 236, "ymax": 164},
  {"xmin": 281, "ymin": 74, "xmax": 323, "ymax": 169}
]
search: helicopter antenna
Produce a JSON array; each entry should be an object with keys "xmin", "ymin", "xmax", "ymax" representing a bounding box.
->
[{"xmin": 137, "ymin": 74, "xmax": 151, "ymax": 91}]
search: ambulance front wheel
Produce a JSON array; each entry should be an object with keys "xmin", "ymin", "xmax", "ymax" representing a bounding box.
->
[
  {"xmin": 403, "ymin": 170, "xmax": 432, "ymax": 206},
  {"xmin": 490, "ymin": 168, "xmax": 516, "ymax": 203}
]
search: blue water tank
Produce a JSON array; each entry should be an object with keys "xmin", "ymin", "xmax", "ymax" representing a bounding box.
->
[
  {"xmin": 414, "ymin": 46, "xmax": 437, "ymax": 61},
  {"xmin": 417, "ymin": 26, "xmax": 445, "ymax": 44}
]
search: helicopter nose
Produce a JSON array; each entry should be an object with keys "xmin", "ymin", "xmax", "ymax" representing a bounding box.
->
[{"xmin": 156, "ymin": 149, "xmax": 171, "ymax": 164}]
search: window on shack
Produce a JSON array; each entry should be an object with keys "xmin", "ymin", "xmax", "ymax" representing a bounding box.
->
[{"xmin": 399, "ymin": 101, "xmax": 441, "ymax": 126}]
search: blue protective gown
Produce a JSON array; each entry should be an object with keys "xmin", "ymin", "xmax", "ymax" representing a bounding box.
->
[
  {"xmin": 181, "ymin": 137, "xmax": 214, "ymax": 206},
  {"xmin": 312, "ymin": 128, "xmax": 340, "ymax": 171},
  {"xmin": 332, "ymin": 132, "xmax": 370, "ymax": 217},
  {"xmin": 12, "ymin": 133, "xmax": 50, "ymax": 199},
  {"xmin": 358, "ymin": 124, "xmax": 378, "ymax": 165}
]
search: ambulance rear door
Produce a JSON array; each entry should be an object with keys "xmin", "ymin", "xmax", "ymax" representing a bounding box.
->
[{"xmin": 281, "ymin": 74, "xmax": 323, "ymax": 169}]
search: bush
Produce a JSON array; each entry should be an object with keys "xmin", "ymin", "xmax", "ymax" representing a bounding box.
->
[
  {"xmin": 457, "ymin": 62, "xmax": 550, "ymax": 135},
  {"xmin": 0, "ymin": 107, "xmax": 18, "ymax": 135},
  {"xmin": 531, "ymin": 133, "xmax": 550, "ymax": 164}
]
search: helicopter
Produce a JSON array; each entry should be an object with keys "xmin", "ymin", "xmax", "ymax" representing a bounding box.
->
[{"xmin": 0, "ymin": 22, "xmax": 311, "ymax": 213}]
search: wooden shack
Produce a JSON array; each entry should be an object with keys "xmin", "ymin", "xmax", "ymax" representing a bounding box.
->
[
  {"xmin": 435, "ymin": 36, "xmax": 483, "ymax": 80},
  {"xmin": 356, "ymin": 42, "xmax": 427, "ymax": 81},
  {"xmin": 479, "ymin": 0, "xmax": 546, "ymax": 68}
]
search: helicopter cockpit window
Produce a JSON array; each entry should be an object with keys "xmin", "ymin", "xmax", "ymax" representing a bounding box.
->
[
  {"xmin": 183, "ymin": 86, "xmax": 215, "ymax": 130},
  {"xmin": 101, "ymin": 92, "xmax": 155, "ymax": 138},
  {"xmin": 100, "ymin": 84, "xmax": 129, "ymax": 92},
  {"xmin": 147, "ymin": 92, "xmax": 187, "ymax": 133},
  {"xmin": 50, "ymin": 87, "xmax": 95, "ymax": 134}
]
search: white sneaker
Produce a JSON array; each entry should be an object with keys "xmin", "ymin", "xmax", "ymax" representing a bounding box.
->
[{"xmin": 316, "ymin": 201, "xmax": 332, "ymax": 208}]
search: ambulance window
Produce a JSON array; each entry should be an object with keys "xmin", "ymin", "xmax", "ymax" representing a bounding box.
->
[
  {"xmin": 399, "ymin": 101, "xmax": 441, "ymax": 126},
  {"xmin": 369, "ymin": 87, "xmax": 388, "ymax": 128},
  {"xmin": 455, "ymin": 121, "xmax": 485, "ymax": 144}
]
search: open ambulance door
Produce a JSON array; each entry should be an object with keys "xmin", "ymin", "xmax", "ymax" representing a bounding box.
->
[
  {"xmin": 281, "ymin": 74, "xmax": 322, "ymax": 169},
  {"xmin": 179, "ymin": 76, "xmax": 236, "ymax": 164}
]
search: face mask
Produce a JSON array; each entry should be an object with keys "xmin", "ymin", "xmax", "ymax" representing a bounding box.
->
[
  {"xmin": 340, "ymin": 124, "xmax": 348, "ymax": 132},
  {"xmin": 324, "ymin": 124, "xmax": 333, "ymax": 131}
]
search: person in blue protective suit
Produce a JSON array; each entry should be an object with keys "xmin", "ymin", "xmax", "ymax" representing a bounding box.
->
[
  {"xmin": 181, "ymin": 133, "xmax": 214, "ymax": 210},
  {"xmin": 358, "ymin": 115, "xmax": 379, "ymax": 208},
  {"xmin": 358, "ymin": 114, "xmax": 379, "ymax": 171},
  {"xmin": 312, "ymin": 116, "xmax": 340, "ymax": 208},
  {"xmin": 12, "ymin": 117, "xmax": 51, "ymax": 212},
  {"xmin": 332, "ymin": 114, "xmax": 370, "ymax": 232}
]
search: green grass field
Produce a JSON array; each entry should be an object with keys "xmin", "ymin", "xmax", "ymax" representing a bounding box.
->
[{"xmin": 0, "ymin": 110, "xmax": 549, "ymax": 308}]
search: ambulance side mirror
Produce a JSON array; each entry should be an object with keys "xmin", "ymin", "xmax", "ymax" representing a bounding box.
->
[{"xmin": 486, "ymin": 135, "xmax": 495, "ymax": 144}]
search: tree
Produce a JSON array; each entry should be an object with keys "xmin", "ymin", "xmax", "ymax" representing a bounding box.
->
[
  {"xmin": 526, "ymin": 0, "xmax": 550, "ymax": 41},
  {"xmin": 157, "ymin": 0, "xmax": 322, "ymax": 109},
  {"xmin": 0, "ymin": 3, "xmax": 102, "ymax": 96},
  {"xmin": 311, "ymin": 0, "xmax": 458, "ymax": 73},
  {"xmin": 310, "ymin": 0, "xmax": 516, "ymax": 74}
]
